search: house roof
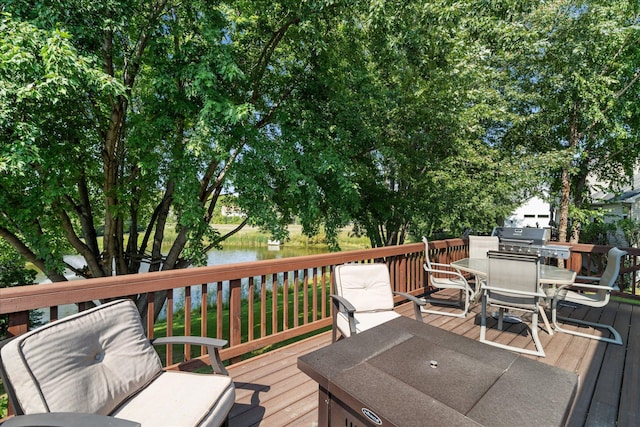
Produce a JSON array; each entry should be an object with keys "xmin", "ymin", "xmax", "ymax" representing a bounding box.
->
[{"xmin": 591, "ymin": 172, "xmax": 640, "ymax": 205}]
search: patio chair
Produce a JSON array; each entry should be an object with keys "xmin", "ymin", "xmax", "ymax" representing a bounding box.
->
[
  {"xmin": 331, "ymin": 263, "xmax": 425, "ymax": 342},
  {"xmin": 421, "ymin": 237, "xmax": 475, "ymax": 318},
  {"xmin": 0, "ymin": 299, "xmax": 235, "ymax": 427},
  {"xmin": 467, "ymin": 235, "xmax": 499, "ymax": 291},
  {"xmin": 550, "ymin": 247, "xmax": 626, "ymax": 345},
  {"xmin": 480, "ymin": 251, "xmax": 547, "ymax": 357},
  {"xmin": 468, "ymin": 235, "xmax": 499, "ymax": 259}
]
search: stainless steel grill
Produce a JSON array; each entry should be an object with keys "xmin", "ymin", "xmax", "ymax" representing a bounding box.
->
[{"xmin": 491, "ymin": 227, "xmax": 570, "ymax": 260}]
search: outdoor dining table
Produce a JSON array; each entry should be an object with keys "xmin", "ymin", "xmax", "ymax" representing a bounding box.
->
[
  {"xmin": 451, "ymin": 257, "xmax": 577, "ymax": 286},
  {"xmin": 451, "ymin": 257, "xmax": 577, "ymax": 334}
]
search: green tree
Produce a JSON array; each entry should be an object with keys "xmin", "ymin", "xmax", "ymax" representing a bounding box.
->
[
  {"xmin": 618, "ymin": 218, "xmax": 640, "ymax": 247},
  {"xmin": 494, "ymin": 1, "xmax": 640, "ymax": 243},
  {"xmin": 279, "ymin": 0, "xmax": 552, "ymax": 245},
  {"xmin": 0, "ymin": 1, "xmax": 354, "ymax": 320}
]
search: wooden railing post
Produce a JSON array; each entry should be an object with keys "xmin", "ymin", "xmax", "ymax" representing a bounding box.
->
[
  {"xmin": 7, "ymin": 311, "xmax": 29, "ymax": 338},
  {"xmin": 568, "ymin": 251, "xmax": 582, "ymax": 273}
]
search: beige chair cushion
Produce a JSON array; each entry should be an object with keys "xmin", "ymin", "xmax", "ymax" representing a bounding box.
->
[
  {"xmin": 334, "ymin": 264, "xmax": 394, "ymax": 312},
  {"xmin": 112, "ymin": 371, "xmax": 235, "ymax": 427},
  {"xmin": 1, "ymin": 300, "xmax": 163, "ymax": 415}
]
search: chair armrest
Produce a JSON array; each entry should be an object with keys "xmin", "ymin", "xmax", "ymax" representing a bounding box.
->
[
  {"xmin": 394, "ymin": 292, "xmax": 426, "ymax": 306},
  {"xmin": 330, "ymin": 294, "xmax": 356, "ymax": 314},
  {"xmin": 394, "ymin": 292, "xmax": 426, "ymax": 322},
  {"xmin": 1, "ymin": 414, "xmax": 140, "ymax": 427},
  {"xmin": 152, "ymin": 336, "xmax": 229, "ymax": 375},
  {"xmin": 424, "ymin": 266, "xmax": 468, "ymax": 282},
  {"xmin": 330, "ymin": 294, "xmax": 357, "ymax": 336},
  {"xmin": 153, "ymin": 336, "xmax": 227, "ymax": 347},
  {"xmin": 483, "ymin": 285, "xmax": 547, "ymax": 299},
  {"xmin": 430, "ymin": 262, "xmax": 460, "ymax": 271},
  {"xmin": 553, "ymin": 281, "xmax": 619, "ymax": 297}
]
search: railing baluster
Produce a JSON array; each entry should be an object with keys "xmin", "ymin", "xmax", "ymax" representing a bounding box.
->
[
  {"xmin": 167, "ymin": 289, "xmax": 174, "ymax": 365},
  {"xmin": 321, "ymin": 266, "xmax": 327, "ymax": 319},
  {"xmin": 271, "ymin": 273, "xmax": 278, "ymax": 334},
  {"xmin": 201, "ymin": 283, "xmax": 207, "ymax": 356},
  {"xmin": 216, "ymin": 282, "xmax": 223, "ymax": 339},
  {"xmin": 303, "ymin": 268, "xmax": 309, "ymax": 324},
  {"xmin": 185, "ymin": 286, "xmax": 191, "ymax": 360},
  {"xmin": 293, "ymin": 270, "xmax": 299, "ymax": 328},
  {"xmin": 312, "ymin": 268, "xmax": 318, "ymax": 322},
  {"xmin": 260, "ymin": 275, "xmax": 267, "ymax": 338},
  {"xmin": 229, "ymin": 278, "xmax": 242, "ymax": 364},
  {"xmin": 248, "ymin": 276, "xmax": 254, "ymax": 341},
  {"xmin": 147, "ymin": 292, "xmax": 155, "ymax": 340},
  {"xmin": 283, "ymin": 271, "xmax": 289, "ymax": 330}
]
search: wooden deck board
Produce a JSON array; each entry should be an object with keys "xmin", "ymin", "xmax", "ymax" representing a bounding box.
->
[
  {"xmin": 618, "ymin": 303, "xmax": 640, "ymax": 426},
  {"xmin": 584, "ymin": 302, "xmax": 630, "ymax": 426},
  {"xmin": 227, "ymin": 295, "xmax": 639, "ymax": 426}
]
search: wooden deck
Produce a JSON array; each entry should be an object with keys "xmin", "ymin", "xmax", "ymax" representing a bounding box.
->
[{"xmin": 227, "ymin": 295, "xmax": 640, "ymax": 426}]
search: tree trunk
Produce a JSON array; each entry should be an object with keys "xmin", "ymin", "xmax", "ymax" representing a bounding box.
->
[
  {"xmin": 558, "ymin": 166, "xmax": 571, "ymax": 243},
  {"xmin": 557, "ymin": 100, "xmax": 582, "ymax": 244}
]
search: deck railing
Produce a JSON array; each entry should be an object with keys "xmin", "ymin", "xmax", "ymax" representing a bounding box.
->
[{"xmin": 1, "ymin": 239, "xmax": 639, "ymax": 367}]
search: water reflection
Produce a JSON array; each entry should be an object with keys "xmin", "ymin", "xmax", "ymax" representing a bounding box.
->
[{"xmin": 207, "ymin": 245, "xmax": 326, "ymax": 264}]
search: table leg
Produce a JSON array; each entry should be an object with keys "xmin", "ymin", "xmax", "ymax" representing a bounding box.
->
[{"xmin": 317, "ymin": 386, "xmax": 329, "ymax": 427}]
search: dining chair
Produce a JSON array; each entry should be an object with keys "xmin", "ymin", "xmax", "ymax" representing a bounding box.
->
[
  {"xmin": 331, "ymin": 263, "xmax": 425, "ymax": 342},
  {"xmin": 550, "ymin": 247, "xmax": 626, "ymax": 345},
  {"xmin": 421, "ymin": 237, "xmax": 475, "ymax": 318},
  {"xmin": 467, "ymin": 235, "xmax": 499, "ymax": 293},
  {"xmin": 480, "ymin": 251, "xmax": 547, "ymax": 357},
  {"xmin": 468, "ymin": 235, "xmax": 499, "ymax": 259}
]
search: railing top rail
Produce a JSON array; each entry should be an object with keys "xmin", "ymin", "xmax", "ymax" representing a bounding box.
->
[{"xmin": 569, "ymin": 242, "xmax": 640, "ymax": 256}]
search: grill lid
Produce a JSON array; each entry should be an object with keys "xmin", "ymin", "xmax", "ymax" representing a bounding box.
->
[{"xmin": 491, "ymin": 227, "xmax": 550, "ymax": 245}]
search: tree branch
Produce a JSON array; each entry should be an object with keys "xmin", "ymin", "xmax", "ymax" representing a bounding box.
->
[
  {"xmin": 0, "ymin": 226, "xmax": 67, "ymax": 282},
  {"xmin": 250, "ymin": 16, "xmax": 301, "ymax": 104},
  {"xmin": 53, "ymin": 202, "xmax": 105, "ymax": 278}
]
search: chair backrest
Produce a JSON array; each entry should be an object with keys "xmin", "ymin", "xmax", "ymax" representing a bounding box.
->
[
  {"xmin": 422, "ymin": 236, "xmax": 434, "ymax": 270},
  {"xmin": 0, "ymin": 300, "xmax": 163, "ymax": 416},
  {"xmin": 333, "ymin": 263, "xmax": 395, "ymax": 313},
  {"xmin": 468, "ymin": 235, "xmax": 499, "ymax": 259},
  {"xmin": 600, "ymin": 247, "xmax": 627, "ymax": 289},
  {"xmin": 486, "ymin": 251, "xmax": 541, "ymax": 310}
]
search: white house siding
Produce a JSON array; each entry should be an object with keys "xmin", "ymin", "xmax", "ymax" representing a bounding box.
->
[
  {"xmin": 601, "ymin": 204, "xmax": 627, "ymax": 223},
  {"xmin": 505, "ymin": 197, "xmax": 553, "ymax": 228}
]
